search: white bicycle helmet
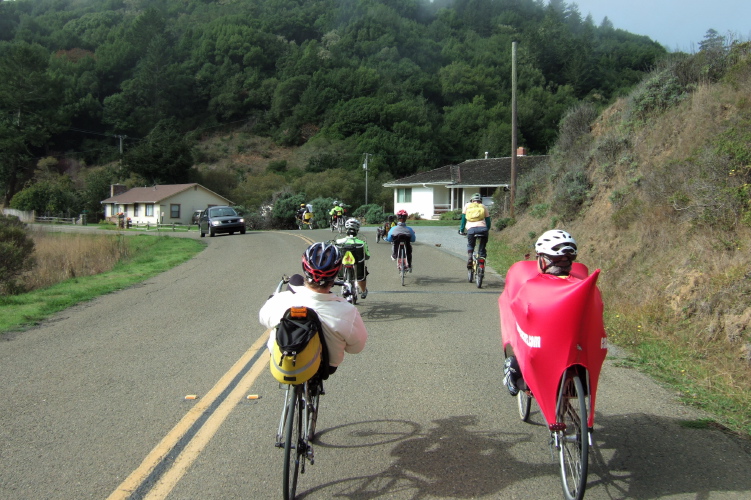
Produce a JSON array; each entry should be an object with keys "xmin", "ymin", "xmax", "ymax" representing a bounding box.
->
[
  {"xmin": 344, "ymin": 218, "xmax": 360, "ymax": 232},
  {"xmin": 535, "ymin": 230, "xmax": 577, "ymax": 257}
]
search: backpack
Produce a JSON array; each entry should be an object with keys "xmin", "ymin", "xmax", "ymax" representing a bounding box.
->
[
  {"xmin": 465, "ymin": 203, "xmax": 486, "ymax": 222},
  {"xmin": 270, "ymin": 306, "xmax": 329, "ymax": 385}
]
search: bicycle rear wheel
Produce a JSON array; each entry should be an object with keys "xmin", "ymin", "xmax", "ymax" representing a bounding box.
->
[
  {"xmin": 475, "ymin": 260, "xmax": 484, "ymax": 288},
  {"xmin": 517, "ymin": 389, "xmax": 531, "ymax": 421},
  {"xmin": 557, "ymin": 374, "xmax": 589, "ymax": 500},
  {"xmin": 344, "ymin": 268, "xmax": 357, "ymax": 305},
  {"xmin": 283, "ymin": 387, "xmax": 303, "ymax": 500},
  {"xmin": 399, "ymin": 246, "xmax": 406, "ymax": 286}
]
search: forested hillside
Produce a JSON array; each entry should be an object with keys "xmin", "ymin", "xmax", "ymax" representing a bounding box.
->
[{"xmin": 0, "ymin": 0, "xmax": 665, "ymax": 213}]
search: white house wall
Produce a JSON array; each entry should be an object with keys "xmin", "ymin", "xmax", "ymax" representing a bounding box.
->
[
  {"xmin": 393, "ymin": 185, "xmax": 435, "ymax": 219},
  {"xmin": 104, "ymin": 186, "xmax": 229, "ymax": 225}
]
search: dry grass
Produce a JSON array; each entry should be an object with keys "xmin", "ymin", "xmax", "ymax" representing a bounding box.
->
[{"xmin": 21, "ymin": 230, "xmax": 129, "ymax": 291}]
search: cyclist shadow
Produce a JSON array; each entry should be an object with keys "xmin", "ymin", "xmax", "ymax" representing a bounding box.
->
[
  {"xmin": 587, "ymin": 412, "xmax": 751, "ymax": 499},
  {"xmin": 362, "ymin": 302, "xmax": 462, "ymax": 322},
  {"xmin": 300, "ymin": 415, "xmax": 551, "ymax": 498}
]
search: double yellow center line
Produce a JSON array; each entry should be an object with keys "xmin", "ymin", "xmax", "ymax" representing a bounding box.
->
[
  {"xmin": 108, "ymin": 332, "xmax": 270, "ymax": 499},
  {"xmin": 109, "ymin": 231, "xmax": 318, "ymax": 499}
]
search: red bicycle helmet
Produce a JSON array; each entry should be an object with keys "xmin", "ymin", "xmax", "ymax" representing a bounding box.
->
[
  {"xmin": 302, "ymin": 242, "xmax": 342, "ymax": 285},
  {"xmin": 396, "ymin": 209, "xmax": 408, "ymax": 219}
]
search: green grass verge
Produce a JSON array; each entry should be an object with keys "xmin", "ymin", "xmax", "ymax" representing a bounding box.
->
[
  {"xmin": 486, "ymin": 233, "xmax": 751, "ymax": 439},
  {"xmin": 0, "ymin": 235, "xmax": 205, "ymax": 334}
]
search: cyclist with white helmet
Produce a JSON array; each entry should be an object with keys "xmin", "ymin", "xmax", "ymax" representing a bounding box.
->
[
  {"xmin": 503, "ymin": 229, "xmax": 579, "ymax": 395},
  {"xmin": 259, "ymin": 242, "xmax": 368, "ymax": 377},
  {"xmin": 459, "ymin": 192, "xmax": 491, "ymax": 269},
  {"xmin": 334, "ymin": 218, "xmax": 371, "ymax": 299}
]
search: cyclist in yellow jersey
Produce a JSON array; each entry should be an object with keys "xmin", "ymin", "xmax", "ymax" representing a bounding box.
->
[{"xmin": 329, "ymin": 202, "xmax": 345, "ymax": 227}]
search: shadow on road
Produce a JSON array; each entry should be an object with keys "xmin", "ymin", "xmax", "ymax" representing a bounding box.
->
[
  {"xmin": 587, "ymin": 412, "xmax": 751, "ymax": 499},
  {"xmin": 299, "ymin": 412, "xmax": 751, "ymax": 499},
  {"xmin": 299, "ymin": 415, "xmax": 549, "ymax": 499},
  {"xmin": 360, "ymin": 302, "xmax": 462, "ymax": 322}
]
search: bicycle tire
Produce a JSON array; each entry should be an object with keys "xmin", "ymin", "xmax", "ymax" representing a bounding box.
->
[
  {"xmin": 557, "ymin": 374, "xmax": 589, "ymax": 500},
  {"xmin": 467, "ymin": 265, "xmax": 473, "ymax": 283},
  {"xmin": 283, "ymin": 387, "xmax": 302, "ymax": 500},
  {"xmin": 399, "ymin": 245, "xmax": 406, "ymax": 286},
  {"xmin": 307, "ymin": 389, "xmax": 319, "ymax": 442},
  {"xmin": 344, "ymin": 268, "xmax": 357, "ymax": 305},
  {"xmin": 517, "ymin": 389, "xmax": 531, "ymax": 421},
  {"xmin": 475, "ymin": 260, "xmax": 484, "ymax": 288}
]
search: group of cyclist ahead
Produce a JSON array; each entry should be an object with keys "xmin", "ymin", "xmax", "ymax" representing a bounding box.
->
[
  {"xmin": 329, "ymin": 201, "xmax": 347, "ymax": 233},
  {"xmin": 268, "ymin": 195, "xmax": 604, "ymax": 500}
]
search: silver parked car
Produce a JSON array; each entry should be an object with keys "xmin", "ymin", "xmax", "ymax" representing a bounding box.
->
[{"xmin": 199, "ymin": 206, "xmax": 246, "ymax": 237}]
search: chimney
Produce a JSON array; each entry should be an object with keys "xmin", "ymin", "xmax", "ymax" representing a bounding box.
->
[
  {"xmin": 111, "ymin": 184, "xmax": 127, "ymax": 197},
  {"xmin": 516, "ymin": 147, "xmax": 527, "ymax": 156},
  {"xmin": 484, "ymin": 151, "xmax": 489, "ymax": 159}
]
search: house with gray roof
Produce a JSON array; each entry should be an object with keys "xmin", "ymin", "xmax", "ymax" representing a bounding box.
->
[
  {"xmin": 101, "ymin": 183, "xmax": 232, "ymax": 225},
  {"xmin": 383, "ymin": 153, "xmax": 549, "ymax": 218}
]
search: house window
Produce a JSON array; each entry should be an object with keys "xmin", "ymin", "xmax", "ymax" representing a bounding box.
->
[
  {"xmin": 145, "ymin": 204, "xmax": 154, "ymax": 216},
  {"xmin": 479, "ymin": 187, "xmax": 496, "ymax": 198},
  {"xmin": 133, "ymin": 203, "xmax": 139, "ymax": 217},
  {"xmin": 397, "ymin": 188, "xmax": 412, "ymax": 203},
  {"xmin": 170, "ymin": 204, "xmax": 180, "ymax": 218}
]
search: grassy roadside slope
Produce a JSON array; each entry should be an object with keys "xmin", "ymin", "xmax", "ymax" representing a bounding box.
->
[
  {"xmin": 0, "ymin": 234, "xmax": 205, "ymax": 334},
  {"xmin": 487, "ymin": 51, "xmax": 751, "ymax": 438}
]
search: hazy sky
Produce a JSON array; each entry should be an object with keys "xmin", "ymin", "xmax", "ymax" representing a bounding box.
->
[{"xmin": 569, "ymin": 0, "xmax": 751, "ymax": 52}]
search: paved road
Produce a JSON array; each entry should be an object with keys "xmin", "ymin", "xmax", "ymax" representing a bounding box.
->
[{"xmin": 1, "ymin": 227, "xmax": 749, "ymax": 499}]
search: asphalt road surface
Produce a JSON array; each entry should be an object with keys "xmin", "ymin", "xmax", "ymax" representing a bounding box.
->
[{"xmin": 1, "ymin": 226, "xmax": 749, "ymax": 499}]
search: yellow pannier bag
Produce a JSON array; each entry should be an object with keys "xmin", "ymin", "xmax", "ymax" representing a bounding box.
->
[{"xmin": 269, "ymin": 306, "xmax": 326, "ymax": 385}]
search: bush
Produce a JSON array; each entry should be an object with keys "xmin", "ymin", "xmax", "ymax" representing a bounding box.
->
[
  {"xmin": 364, "ymin": 206, "xmax": 387, "ymax": 224},
  {"xmin": 552, "ymin": 169, "xmax": 591, "ymax": 220},
  {"xmin": 0, "ymin": 216, "xmax": 36, "ymax": 295},
  {"xmin": 440, "ymin": 209, "xmax": 462, "ymax": 220},
  {"xmin": 272, "ymin": 193, "xmax": 306, "ymax": 228},
  {"xmin": 557, "ymin": 102, "xmax": 598, "ymax": 152},
  {"xmin": 309, "ymin": 197, "xmax": 337, "ymax": 225},
  {"xmin": 495, "ymin": 217, "xmax": 515, "ymax": 231},
  {"xmin": 352, "ymin": 204, "xmax": 386, "ymax": 224},
  {"xmin": 628, "ymin": 70, "xmax": 688, "ymax": 121},
  {"xmin": 351, "ymin": 204, "xmax": 378, "ymax": 218}
]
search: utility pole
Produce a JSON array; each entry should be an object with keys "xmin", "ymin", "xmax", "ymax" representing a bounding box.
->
[
  {"xmin": 363, "ymin": 153, "xmax": 372, "ymax": 205},
  {"xmin": 115, "ymin": 134, "xmax": 127, "ymax": 170},
  {"xmin": 510, "ymin": 41, "xmax": 518, "ymax": 219}
]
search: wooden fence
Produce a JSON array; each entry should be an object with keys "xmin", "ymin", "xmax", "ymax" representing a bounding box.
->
[
  {"xmin": 35, "ymin": 216, "xmax": 78, "ymax": 224},
  {"xmin": 129, "ymin": 222, "xmax": 195, "ymax": 232}
]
